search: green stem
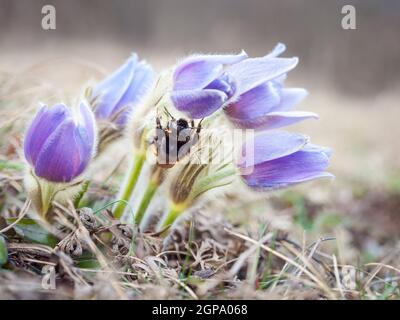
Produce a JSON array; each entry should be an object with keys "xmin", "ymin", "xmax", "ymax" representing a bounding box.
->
[
  {"xmin": 159, "ymin": 202, "xmax": 186, "ymax": 235},
  {"xmin": 40, "ymin": 182, "xmax": 56, "ymax": 218},
  {"xmin": 113, "ymin": 152, "xmax": 146, "ymax": 219},
  {"xmin": 134, "ymin": 180, "xmax": 158, "ymax": 225}
]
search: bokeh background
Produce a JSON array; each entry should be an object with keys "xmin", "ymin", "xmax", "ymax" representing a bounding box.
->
[{"xmin": 0, "ymin": 0, "xmax": 399, "ymax": 263}]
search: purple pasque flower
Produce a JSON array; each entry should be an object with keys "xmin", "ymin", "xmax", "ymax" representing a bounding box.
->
[
  {"xmin": 237, "ymin": 130, "xmax": 333, "ymax": 190},
  {"xmin": 170, "ymin": 51, "xmax": 248, "ymax": 119},
  {"xmin": 171, "ymin": 46, "xmax": 302, "ymax": 120},
  {"xmin": 24, "ymin": 102, "xmax": 96, "ymax": 183},
  {"xmin": 224, "ymin": 43, "xmax": 318, "ymax": 130},
  {"xmin": 91, "ymin": 53, "xmax": 154, "ymax": 126}
]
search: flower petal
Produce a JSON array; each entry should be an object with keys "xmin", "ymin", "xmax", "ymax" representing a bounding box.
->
[
  {"xmin": 238, "ymin": 131, "xmax": 308, "ymax": 168},
  {"xmin": 170, "ymin": 89, "xmax": 228, "ymax": 118},
  {"xmin": 273, "ymin": 88, "xmax": 308, "ymax": 112},
  {"xmin": 93, "ymin": 54, "xmax": 138, "ymax": 120},
  {"xmin": 241, "ymin": 147, "xmax": 333, "ymax": 190},
  {"xmin": 77, "ymin": 101, "xmax": 96, "ymax": 155},
  {"xmin": 113, "ymin": 61, "xmax": 154, "ymax": 124},
  {"xmin": 173, "ymin": 51, "xmax": 248, "ymax": 91},
  {"xmin": 302, "ymin": 144, "xmax": 332, "ymax": 157},
  {"xmin": 24, "ymin": 104, "xmax": 70, "ymax": 166},
  {"xmin": 225, "ymin": 82, "xmax": 281, "ymax": 120},
  {"xmin": 205, "ymin": 72, "xmax": 236, "ymax": 98},
  {"xmin": 243, "ymin": 171, "xmax": 334, "ymax": 190},
  {"xmin": 34, "ymin": 119, "xmax": 93, "ymax": 183},
  {"xmin": 230, "ymin": 111, "xmax": 319, "ymax": 130},
  {"xmin": 228, "ymin": 57, "xmax": 298, "ymax": 96},
  {"xmin": 264, "ymin": 43, "xmax": 286, "ymax": 58}
]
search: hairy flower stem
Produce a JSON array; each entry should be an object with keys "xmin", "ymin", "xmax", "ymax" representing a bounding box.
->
[
  {"xmin": 134, "ymin": 166, "xmax": 164, "ymax": 225},
  {"xmin": 159, "ymin": 202, "xmax": 186, "ymax": 236},
  {"xmin": 134, "ymin": 181, "xmax": 158, "ymax": 226},
  {"xmin": 113, "ymin": 152, "xmax": 146, "ymax": 219},
  {"xmin": 39, "ymin": 182, "xmax": 56, "ymax": 218}
]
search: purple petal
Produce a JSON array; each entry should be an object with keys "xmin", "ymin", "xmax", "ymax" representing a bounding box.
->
[
  {"xmin": 230, "ymin": 111, "xmax": 319, "ymax": 130},
  {"xmin": 243, "ymin": 171, "xmax": 334, "ymax": 190},
  {"xmin": 227, "ymin": 57, "xmax": 298, "ymax": 96},
  {"xmin": 302, "ymin": 144, "xmax": 332, "ymax": 157},
  {"xmin": 238, "ymin": 131, "xmax": 308, "ymax": 168},
  {"xmin": 34, "ymin": 119, "xmax": 93, "ymax": 183},
  {"xmin": 274, "ymin": 88, "xmax": 308, "ymax": 112},
  {"xmin": 241, "ymin": 147, "xmax": 333, "ymax": 190},
  {"xmin": 77, "ymin": 102, "xmax": 96, "ymax": 154},
  {"xmin": 225, "ymin": 82, "xmax": 281, "ymax": 120},
  {"xmin": 24, "ymin": 104, "xmax": 70, "ymax": 166},
  {"xmin": 204, "ymin": 72, "xmax": 236, "ymax": 99},
  {"xmin": 173, "ymin": 51, "xmax": 248, "ymax": 91},
  {"xmin": 93, "ymin": 54, "xmax": 138, "ymax": 120},
  {"xmin": 170, "ymin": 89, "xmax": 228, "ymax": 118},
  {"xmin": 264, "ymin": 43, "xmax": 286, "ymax": 58},
  {"xmin": 113, "ymin": 61, "xmax": 154, "ymax": 125}
]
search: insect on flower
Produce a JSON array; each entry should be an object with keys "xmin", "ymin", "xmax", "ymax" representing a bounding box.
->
[{"xmin": 153, "ymin": 108, "xmax": 203, "ymax": 168}]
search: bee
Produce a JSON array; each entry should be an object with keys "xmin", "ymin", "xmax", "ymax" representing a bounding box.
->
[{"xmin": 153, "ymin": 110, "xmax": 203, "ymax": 169}]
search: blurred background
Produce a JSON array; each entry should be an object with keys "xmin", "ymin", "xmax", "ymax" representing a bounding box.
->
[
  {"xmin": 1, "ymin": 0, "xmax": 400, "ymax": 94},
  {"xmin": 0, "ymin": 0, "xmax": 399, "ymax": 262}
]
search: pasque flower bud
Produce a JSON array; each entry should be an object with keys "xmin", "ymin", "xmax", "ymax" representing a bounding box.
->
[
  {"xmin": 91, "ymin": 53, "xmax": 154, "ymax": 126},
  {"xmin": 23, "ymin": 102, "xmax": 96, "ymax": 217},
  {"xmin": 89, "ymin": 54, "xmax": 154, "ymax": 152}
]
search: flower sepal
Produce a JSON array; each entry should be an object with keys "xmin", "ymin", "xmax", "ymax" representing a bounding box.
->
[{"xmin": 24, "ymin": 169, "xmax": 86, "ymax": 219}]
